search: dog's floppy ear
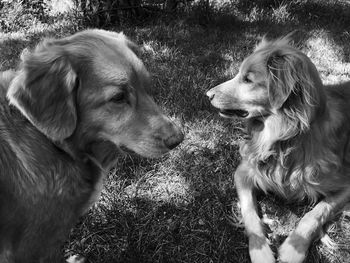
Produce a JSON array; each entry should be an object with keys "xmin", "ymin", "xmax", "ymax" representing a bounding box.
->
[
  {"xmin": 7, "ymin": 41, "xmax": 78, "ymax": 141},
  {"xmin": 266, "ymin": 52, "xmax": 295, "ymax": 109},
  {"xmin": 266, "ymin": 48, "xmax": 317, "ymax": 110},
  {"xmin": 266, "ymin": 47, "xmax": 322, "ymax": 132}
]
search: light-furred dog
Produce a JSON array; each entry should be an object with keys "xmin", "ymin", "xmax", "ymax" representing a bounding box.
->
[
  {"xmin": 207, "ymin": 35, "xmax": 350, "ymax": 263},
  {"xmin": 0, "ymin": 29, "xmax": 183, "ymax": 263}
]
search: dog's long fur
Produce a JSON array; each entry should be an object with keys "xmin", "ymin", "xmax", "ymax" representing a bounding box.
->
[
  {"xmin": 207, "ymin": 36, "xmax": 350, "ymax": 263},
  {"xmin": 0, "ymin": 29, "xmax": 183, "ymax": 263}
]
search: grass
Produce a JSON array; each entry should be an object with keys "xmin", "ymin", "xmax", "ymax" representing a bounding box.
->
[{"xmin": 1, "ymin": 0, "xmax": 350, "ymax": 262}]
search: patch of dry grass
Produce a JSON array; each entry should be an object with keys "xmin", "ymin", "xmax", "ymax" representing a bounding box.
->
[{"xmin": 1, "ymin": 1, "xmax": 350, "ymax": 262}]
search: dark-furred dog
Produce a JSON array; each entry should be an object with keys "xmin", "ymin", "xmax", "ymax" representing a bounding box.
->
[
  {"xmin": 207, "ymin": 36, "xmax": 350, "ymax": 263},
  {"xmin": 0, "ymin": 29, "xmax": 183, "ymax": 262}
]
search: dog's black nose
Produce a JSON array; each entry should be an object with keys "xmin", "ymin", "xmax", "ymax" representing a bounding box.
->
[
  {"xmin": 164, "ymin": 133, "xmax": 184, "ymax": 150},
  {"xmin": 206, "ymin": 90, "xmax": 215, "ymax": 101}
]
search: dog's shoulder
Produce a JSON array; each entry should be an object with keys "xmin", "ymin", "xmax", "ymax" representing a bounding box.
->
[
  {"xmin": 325, "ymin": 81, "xmax": 350, "ymax": 103},
  {"xmin": 324, "ymin": 81, "xmax": 350, "ymax": 124}
]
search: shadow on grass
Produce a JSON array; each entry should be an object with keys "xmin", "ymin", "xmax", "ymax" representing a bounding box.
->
[
  {"xmin": 68, "ymin": 179, "xmax": 248, "ymax": 263},
  {"xmin": 0, "ymin": 21, "xmax": 79, "ymax": 70},
  {"xmin": 233, "ymin": 0, "xmax": 350, "ymax": 61},
  {"xmin": 64, "ymin": 128, "xmax": 250, "ymax": 263}
]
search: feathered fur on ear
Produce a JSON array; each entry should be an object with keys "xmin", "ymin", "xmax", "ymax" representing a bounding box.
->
[
  {"xmin": 254, "ymin": 34, "xmax": 270, "ymax": 51},
  {"xmin": 7, "ymin": 41, "xmax": 78, "ymax": 141},
  {"xmin": 266, "ymin": 46, "xmax": 323, "ymax": 132},
  {"xmin": 267, "ymin": 52, "xmax": 295, "ymax": 109},
  {"xmin": 255, "ymin": 31, "xmax": 303, "ymax": 52}
]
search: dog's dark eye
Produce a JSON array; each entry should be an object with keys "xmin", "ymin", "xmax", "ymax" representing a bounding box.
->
[
  {"xmin": 111, "ymin": 92, "xmax": 127, "ymax": 103},
  {"xmin": 243, "ymin": 75, "xmax": 252, "ymax": 83}
]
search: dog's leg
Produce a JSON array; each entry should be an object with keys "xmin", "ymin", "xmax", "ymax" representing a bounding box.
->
[
  {"xmin": 235, "ymin": 163, "xmax": 275, "ymax": 263},
  {"xmin": 66, "ymin": 255, "xmax": 86, "ymax": 263},
  {"xmin": 0, "ymin": 250, "xmax": 11, "ymax": 263},
  {"xmin": 278, "ymin": 189, "xmax": 350, "ymax": 263}
]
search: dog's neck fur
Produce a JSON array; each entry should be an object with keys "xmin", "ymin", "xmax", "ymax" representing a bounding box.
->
[
  {"xmin": 244, "ymin": 80, "xmax": 328, "ymax": 158},
  {"xmin": 59, "ymin": 133, "xmax": 120, "ymax": 173},
  {"xmin": 241, "ymin": 84, "xmax": 346, "ymax": 201}
]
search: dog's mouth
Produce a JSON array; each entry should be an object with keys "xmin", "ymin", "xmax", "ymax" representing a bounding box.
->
[{"xmin": 219, "ymin": 109, "xmax": 249, "ymax": 118}]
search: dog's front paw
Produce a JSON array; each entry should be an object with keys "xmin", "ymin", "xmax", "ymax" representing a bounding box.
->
[
  {"xmin": 278, "ymin": 234, "xmax": 308, "ymax": 263},
  {"xmin": 249, "ymin": 234, "xmax": 275, "ymax": 263},
  {"xmin": 66, "ymin": 255, "xmax": 86, "ymax": 263}
]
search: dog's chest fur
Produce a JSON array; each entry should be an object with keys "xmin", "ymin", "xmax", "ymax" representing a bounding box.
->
[
  {"xmin": 241, "ymin": 141, "xmax": 319, "ymax": 201},
  {"xmin": 240, "ymin": 111, "xmax": 350, "ymax": 202}
]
